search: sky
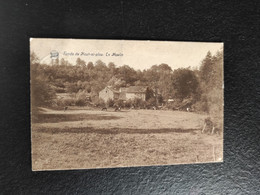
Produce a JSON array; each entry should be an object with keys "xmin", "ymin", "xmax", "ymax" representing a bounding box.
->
[{"xmin": 30, "ymin": 38, "xmax": 223, "ymax": 70}]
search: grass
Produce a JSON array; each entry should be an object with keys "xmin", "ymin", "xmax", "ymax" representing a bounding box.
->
[
  {"xmin": 32, "ymin": 113, "xmax": 121, "ymax": 123},
  {"xmin": 31, "ymin": 107, "xmax": 223, "ymax": 170}
]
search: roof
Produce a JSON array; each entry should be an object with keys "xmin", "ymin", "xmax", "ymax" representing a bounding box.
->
[
  {"xmin": 119, "ymin": 87, "xmax": 127, "ymax": 92},
  {"xmin": 126, "ymin": 86, "xmax": 147, "ymax": 93},
  {"xmin": 106, "ymin": 86, "xmax": 120, "ymax": 93}
]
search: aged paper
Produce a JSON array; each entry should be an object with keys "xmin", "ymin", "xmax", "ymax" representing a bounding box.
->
[{"xmin": 30, "ymin": 38, "xmax": 223, "ymax": 170}]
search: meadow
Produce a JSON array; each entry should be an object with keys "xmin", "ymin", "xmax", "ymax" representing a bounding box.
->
[{"xmin": 31, "ymin": 107, "xmax": 223, "ymax": 170}]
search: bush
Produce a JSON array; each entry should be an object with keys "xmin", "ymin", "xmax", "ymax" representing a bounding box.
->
[
  {"xmin": 133, "ymin": 98, "xmax": 142, "ymax": 107},
  {"xmin": 123, "ymin": 98, "xmax": 148, "ymax": 109},
  {"xmin": 125, "ymin": 99, "xmax": 132, "ymax": 108},
  {"xmin": 146, "ymin": 97, "xmax": 156, "ymax": 107},
  {"xmin": 139, "ymin": 100, "xmax": 147, "ymax": 109},
  {"xmin": 92, "ymin": 97, "xmax": 105, "ymax": 107},
  {"xmin": 31, "ymin": 76, "xmax": 56, "ymax": 108},
  {"xmin": 75, "ymin": 98, "xmax": 86, "ymax": 106},
  {"xmin": 115, "ymin": 99, "xmax": 124, "ymax": 108},
  {"xmin": 165, "ymin": 103, "xmax": 176, "ymax": 110},
  {"xmin": 165, "ymin": 99, "xmax": 182, "ymax": 110},
  {"xmin": 56, "ymin": 98, "xmax": 75, "ymax": 107},
  {"xmin": 107, "ymin": 98, "xmax": 115, "ymax": 107},
  {"xmin": 64, "ymin": 98, "xmax": 75, "ymax": 106},
  {"xmin": 123, "ymin": 98, "xmax": 146, "ymax": 109}
]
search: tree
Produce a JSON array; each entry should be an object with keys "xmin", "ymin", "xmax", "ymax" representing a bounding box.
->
[
  {"xmin": 54, "ymin": 58, "xmax": 59, "ymax": 66},
  {"xmin": 60, "ymin": 58, "xmax": 70, "ymax": 66},
  {"xmin": 87, "ymin": 62, "xmax": 94, "ymax": 70},
  {"xmin": 199, "ymin": 51, "xmax": 213, "ymax": 84},
  {"xmin": 145, "ymin": 87, "xmax": 154, "ymax": 101},
  {"xmin": 31, "ymin": 75, "xmax": 56, "ymax": 107},
  {"xmin": 95, "ymin": 60, "xmax": 107, "ymax": 71},
  {"xmin": 107, "ymin": 76, "xmax": 126, "ymax": 88},
  {"xmin": 144, "ymin": 67, "xmax": 160, "ymax": 83},
  {"xmin": 116, "ymin": 65, "xmax": 138, "ymax": 85},
  {"xmin": 158, "ymin": 63, "xmax": 172, "ymax": 72},
  {"xmin": 172, "ymin": 68, "xmax": 199, "ymax": 100},
  {"xmin": 196, "ymin": 49, "xmax": 223, "ymax": 122},
  {"xmin": 30, "ymin": 52, "xmax": 56, "ymax": 108},
  {"xmin": 76, "ymin": 58, "xmax": 86, "ymax": 66},
  {"xmin": 158, "ymin": 72, "xmax": 174, "ymax": 99},
  {"xmin": 65, "ymin": 82, "xmax": 80, "ymax": 93},
  {"xmin": 108, "ymin": 62, "xmax": 116, "ymax": 72},
  {"xmin": 30, "ymin": 51, "xmax": 39, "ymax": 64}
]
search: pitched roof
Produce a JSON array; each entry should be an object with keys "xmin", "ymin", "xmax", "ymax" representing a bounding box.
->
[
  {"xmin": 119, "ymin": 87, "xmax": 127, "ymax": 92},
  {"xmin": 126, "ymin": 86, "xmax": 147, "ymax": 93},
  {"xmin": 106, "ymin": 86, "xmax": 119, "ymax": 93}
]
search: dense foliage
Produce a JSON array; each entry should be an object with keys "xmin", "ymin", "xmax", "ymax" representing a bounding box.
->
[
  {"xmin": 30, "ymin": 50, "xmax": 223, "ymax": 120},
  {"xmin": 30, "ymin": 53, "xmax": 56, "ymax": 109}
]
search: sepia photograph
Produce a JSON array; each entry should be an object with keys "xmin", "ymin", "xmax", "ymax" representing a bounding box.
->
[{"xmin": 30, "ymin": 38, "xmax": 223, "ymax": 171}]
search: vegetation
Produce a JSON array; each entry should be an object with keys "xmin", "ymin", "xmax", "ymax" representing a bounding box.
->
[
  {"xmin": 30, "ymin": 52, "xmax": 56, "ymax": 109},
  {"xmin": 31, "ymin": 49, "xmax": 223, "ymax": 171},
  {"xmin": 32, "ymin": 108, "xmax": 223, "ymax": 170},
  {"xmin": 30, "ymin": 49, "xmax": 223, "ymax": 121}
]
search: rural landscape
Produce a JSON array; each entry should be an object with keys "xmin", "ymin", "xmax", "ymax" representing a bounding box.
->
[{"xmin": 31, "ymin": 40, "xmax": 223, "ymax": 170}]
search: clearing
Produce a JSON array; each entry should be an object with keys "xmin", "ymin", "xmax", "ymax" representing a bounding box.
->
[{"xmin": 31, "ymin": 107, "xmax": 223, "ymax": 170}]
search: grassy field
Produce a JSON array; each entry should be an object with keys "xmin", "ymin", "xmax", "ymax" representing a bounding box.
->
[{"xmin": 31, "ymin": 107, "xmax": 223, "ymax": 170}]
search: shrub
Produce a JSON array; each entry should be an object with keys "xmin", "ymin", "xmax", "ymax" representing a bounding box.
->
[
  {"xmin": 133, "ymin": 98, "xmax": 142, "ymax": 107},
  {"xmin": 31, "ymin": 76, "xmax": 56, "ymax": 108},
  {"xmin": 92, "ymin": 97, "xmax": 105, "ymax": 107},
  {"xmin": 123, "ymin": 98, "xmax": 147, "ymax": 109},
  {"xmin": 56, "ymin": 98, "xmax": 75, "ymax": 107},
  {"xmin": 75, "ymin": 98, "xmax": 86, "ymax": 106},
  {"xmin": 116, "ymin": 99, "xmax": 124, "ymax": 108},
  {"xmin": 125, "ymin": 99, "xmax": 133, "ymax": 108},
  {"xmin": 146, "ymin": 97, "xmax": 156, "ymax": 107},
  {"xmin": 139, "ymin": 100, "xmax": 147, "ymax": 109},
  {"xmin": 107, "ymin": 98, "xmax": 115, "ymax": 107},
  {"xmin": 165, "ymin": 99, "xmax": 182, "ymax": 110},
  {"xmin": 64, "ymin": 98, "xmax": 75, "ymax": 106}
]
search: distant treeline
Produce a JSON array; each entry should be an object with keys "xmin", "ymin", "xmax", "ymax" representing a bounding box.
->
[{"xmin": 31, "ymin": 50, "xmax": 223, "ymax": 119}]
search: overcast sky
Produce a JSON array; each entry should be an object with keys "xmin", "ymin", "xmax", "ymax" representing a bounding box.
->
[{"xmin": 30, "ymin": 38, "xmax": 223, "ymax": 70}]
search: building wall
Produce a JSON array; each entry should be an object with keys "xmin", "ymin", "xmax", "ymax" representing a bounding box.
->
[
  {"xmin": 114, "ymin": 93, "xmax": 119, "ymax": 100},
  {"xmin": 99, "ymin": 87, "xmax": 114, "ymax": 102},
  {"xmin": 126, "ymin": 93, "xmax": 146, "ymax": 101}
]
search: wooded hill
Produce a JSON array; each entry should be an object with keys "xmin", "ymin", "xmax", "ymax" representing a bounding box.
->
[{"xmin": 31, "ymin": 50, "xmax": 223, "ymax": 119}]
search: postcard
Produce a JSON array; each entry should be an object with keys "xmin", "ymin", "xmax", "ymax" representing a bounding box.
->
[{"xmin": 30, "ymin": 38, "xmax": 223, "ymax": 170}]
